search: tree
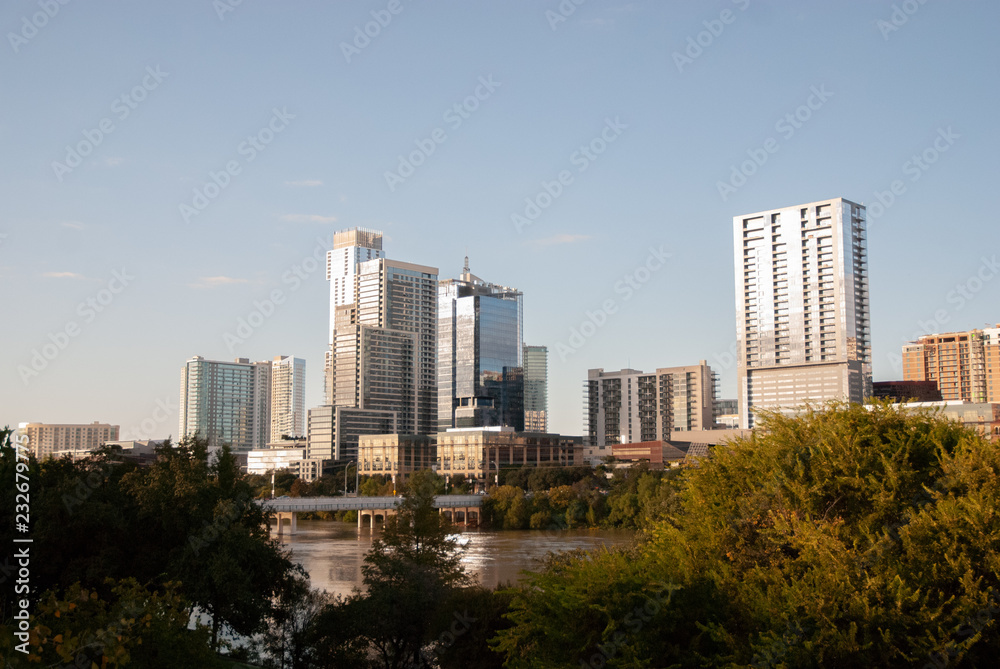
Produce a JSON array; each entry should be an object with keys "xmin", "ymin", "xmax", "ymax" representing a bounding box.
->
[
  {"xmin": 480, "ymin": 484, "xmax": 524, "ymax": 527},
  {"xmin": 312, "ymin": 469, "xmax": 470, "ymax": 667},
  {"xmin": 492, "ymin": 547, "xmax": 680, "ymax": 668},
  {"xmin": 434, "ymin": 586, "xmax": 514, "ymax": 669},
  {"xmin": 359, "ymin": 474, "xmax": 395, "ymax": 497},
  {"xmin": 492, "ymin": 402, "xmax": 1000, "ymax": 667},
  {"xmin": 255, "ymin": 574, "xmax": 330, "ymax": 669},
  {"xmin": 140, "ymin": 436, "xmax": 299, "ymax": 649},
  {"xmin": 0, "ymin": 431, "xmax": 301, "ymax": 655},
  {"xmin": 10, "ymin": 578, "xmax": 222, "ymax": 668}
]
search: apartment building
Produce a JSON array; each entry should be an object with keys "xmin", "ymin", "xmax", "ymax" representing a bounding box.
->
[{"xmin": 734, "ymin": 198, "xmax": 871, "ymax": 428}]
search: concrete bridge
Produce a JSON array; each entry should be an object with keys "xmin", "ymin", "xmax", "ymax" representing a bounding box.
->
[{"xmin": 262, "ymin": 494, "xmax": 484, "ymax": 535}]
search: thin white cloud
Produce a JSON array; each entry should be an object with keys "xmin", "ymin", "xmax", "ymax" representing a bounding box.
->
[
  {"xmin": 42, "ymin": 271, "xmax": 87, "ymax": 279},
  {"xmin": 60, "ymin": 221, "xmax": 86, "ymax": 230},
  {"xmin": 528, "ymin": 234, "xmax": 593, "ymax": 247},
  {"xmin": 188, "ymin": 276, "xmax": 251, "ymax": 289},
  {"xmin": 281, "ymin": 213, "xmax": 338, "ymax": 224},
  {"xmin": 285, "ymin": 179, "xmax": 323, "ymax": 187},
  {"xmin": 102, "ymin": 156, "xmax": 125, "ymax": 167}
]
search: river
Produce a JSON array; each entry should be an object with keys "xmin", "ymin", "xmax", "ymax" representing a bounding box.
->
[{"xmin": 275, "ymin": 519, "xmax": 636, "ymax": 598}]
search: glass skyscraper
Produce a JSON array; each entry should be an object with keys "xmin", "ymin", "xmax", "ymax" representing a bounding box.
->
[
  {"xmin": 438, "ymin": 258, "xmax": 524, "ymax": 431},
  {"xmin": 179, "ymin": 356, "xmax": 272, "ymax": 452},
  {"xmin": 523, "ymin": 345, "xmax": 548, "ymax": 432}
]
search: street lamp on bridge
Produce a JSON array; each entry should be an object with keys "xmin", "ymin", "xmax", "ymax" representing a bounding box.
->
[{"xmin": 344, "ymin": 460, "xmax": 358, "ymax": 497}]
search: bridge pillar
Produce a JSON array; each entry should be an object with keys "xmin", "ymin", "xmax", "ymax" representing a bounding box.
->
[{"xmin": 274, "ymin": 512, "xmax": 297, "ymax": 537}]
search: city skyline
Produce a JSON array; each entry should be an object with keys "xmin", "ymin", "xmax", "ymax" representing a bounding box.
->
[{"xmin": 3, "ymin": 2, "xmax": 999, "ymax": 438}]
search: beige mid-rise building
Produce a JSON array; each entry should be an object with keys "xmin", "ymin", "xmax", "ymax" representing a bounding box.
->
[
  {"xmin": 20, "ymin": 421, "xmax": 119, "ymax": 460},
  {"xmin": 359, "ymin": 428, "xmax": 581, "ymax": 491},
  {"xmin": 358, "ymin": 434, "xmax": 437, "ymax": 489},
  {"xmin": 584, "ymin": 361, "xmax": 718, "ymax": 463}
]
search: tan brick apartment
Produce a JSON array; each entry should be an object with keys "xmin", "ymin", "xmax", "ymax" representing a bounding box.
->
[
  {"xmin": 902, "ymin": 325, "xmax": 1000, "ymax": 402},
  {"xmin": 20, "ymin": 422, "xmax": 119, "ymax": 460}
]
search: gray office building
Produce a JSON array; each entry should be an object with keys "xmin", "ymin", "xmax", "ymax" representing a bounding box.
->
[
  {"xmin": 327, "ymin": 229, "xmax": 439, "ymax": 436},
  {"xmin": 306, "ymin": 405, "xmax": 397, "ymax": 462},
  {"xmin": 438, "ymin": 258, "xmax": 524, "ymax": 431},
  {"xmin": 585, "ymin": 361, "xmax": 718, "ymax": 448}
]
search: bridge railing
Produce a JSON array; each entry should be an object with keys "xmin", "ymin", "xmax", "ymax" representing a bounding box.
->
[{"xmin": 260, "ymin": 494, "xmax": 483, "ymax": 513}]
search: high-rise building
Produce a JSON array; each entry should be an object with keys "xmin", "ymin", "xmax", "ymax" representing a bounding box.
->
[
  {"xmin": 987, "ymin": 325, "xmax": 1000, "ymax": 402},
  {"xmin": 306, "ymin": 405, "xmax": 397, "ymax": 462},
  {"xmin": 326, "ymin": 232, "xmax": 439, "ymax": 436},
  {"xmin": 437, "ymin": 257, "xmax": 524, "ymax": 432},
  {"xmin": 269, "ymin": 356, "xmax": 306, "ymax": 442},
  {"xmin": 523, "ymin": 345, "xmax": 548, "ymax": 432},
  {"xmin": 734, "ymin": 198, "xmax": 871, "ymax": 429},
  {"xmin": 19, "ymin": 421, "xmax": 119, "ymax": 460},
  {"xmin": 902, "ymin": 325, "xmax": 1000, "ymax": 402},
  {"xmin": 585, "ymin": 361, "xmax": 717, "ymax": 449},
  {"xmin": 179, "ymin": 356, "xmax": 272, "ymax": 451},
  {"xmin": 324, "ymin": 228, "xmax": 386, "ymax": 404}
]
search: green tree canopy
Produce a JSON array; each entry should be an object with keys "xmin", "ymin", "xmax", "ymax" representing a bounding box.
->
[
  {"xmin": 311, "ymin": 469, "xmax": 470, "ymax": 668},
  {"xmin": 0, "ymin": 432, "xmax": 300, "ymax": 655},
  {"xmin": 493, "ymin": 402, "xmax": 1000, "ymax": 667}
]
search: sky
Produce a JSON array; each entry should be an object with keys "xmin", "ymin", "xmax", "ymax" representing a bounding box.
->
[{"xmin": 2, "ymin": 0, "xmax": 999, "ymax": 440}]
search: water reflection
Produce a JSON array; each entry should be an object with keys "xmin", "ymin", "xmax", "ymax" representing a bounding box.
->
[{"xmin": 276, "ymin": 519, "xmax": 635, "ymax": 599}]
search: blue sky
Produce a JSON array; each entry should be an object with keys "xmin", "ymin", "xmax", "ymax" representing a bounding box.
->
[{"xmin": 2, "ymin": 0, "xmax": 998, "ymax": 439}]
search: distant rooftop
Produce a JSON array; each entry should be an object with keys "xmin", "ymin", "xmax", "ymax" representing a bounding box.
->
[{"xmin": 333, "ymin": 227, "xmax": 383, "ymax": 250}]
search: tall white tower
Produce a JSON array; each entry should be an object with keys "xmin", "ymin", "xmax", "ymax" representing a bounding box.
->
[
  {"xmin": 734, "ymin": 198, "xmax": 871, "ymax": 429},
  {"xmin": 325, "ymin": 229, "xmax": 384, "ymax": 403},
  {"xmin": 269, "ymin": 355, "xmax": 306, "ymax": 442}
]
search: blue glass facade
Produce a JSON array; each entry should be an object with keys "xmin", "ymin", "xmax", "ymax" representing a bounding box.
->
[{"xmin": 438, "ymin": 263, "xmax": 524, "ymax": 431}]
